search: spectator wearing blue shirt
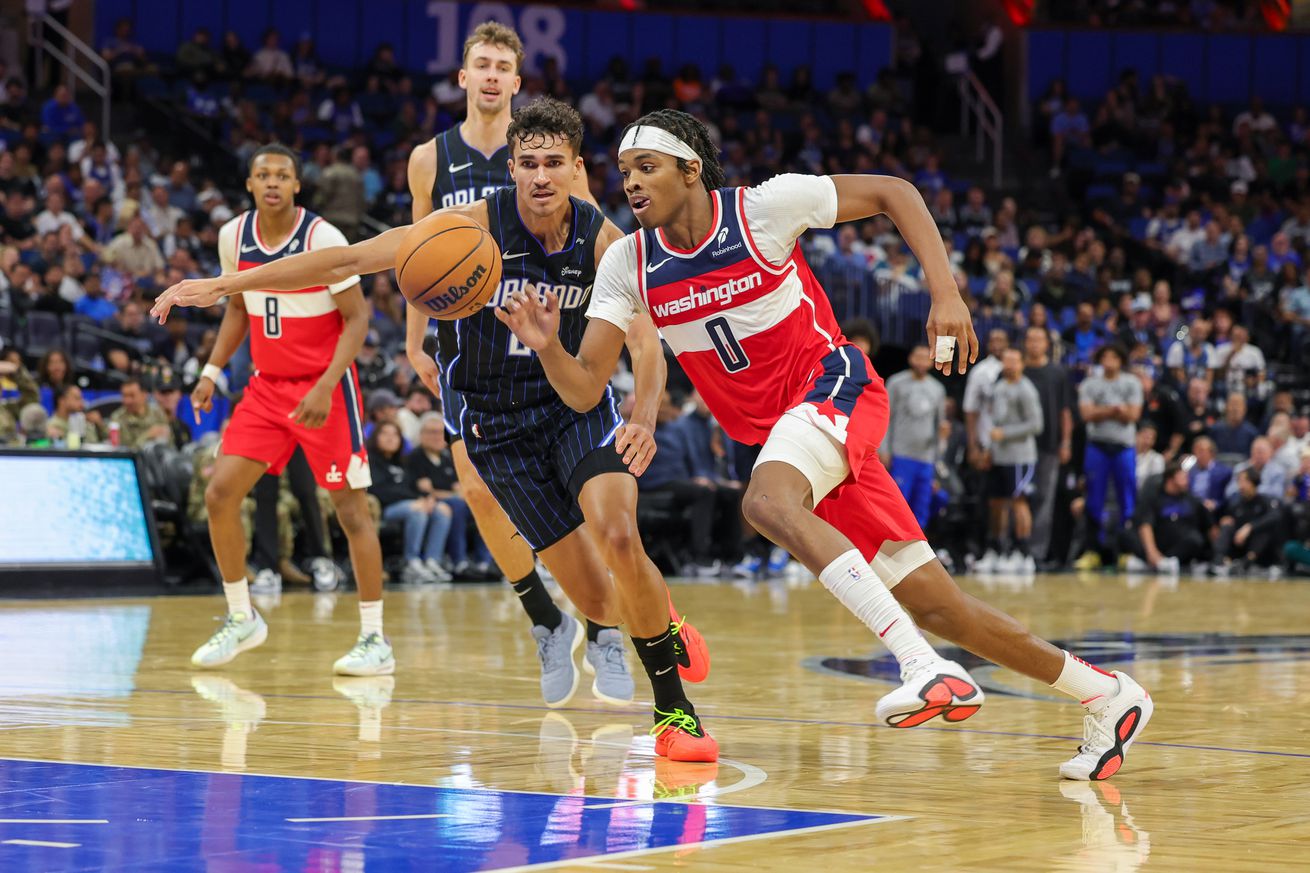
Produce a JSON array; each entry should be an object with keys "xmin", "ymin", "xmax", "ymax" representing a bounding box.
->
[
  {"xmin": 1061, "ymin": 302, "xmax": 1107, "ymax": 370},
  {"xmin": 40, "ymin": 85, "xmax": 84, "ymax": 139},
  {"xmin": 1050, "ymin": 97, "xmax": 1090, "ymax": 176},
  {"xmin": 1188, "ymin": 436, "xmax": 1231, "ymax": 512},
  {"xmin": 677, "ymin": 390, "xmax": 745, "ymax": 560},
  {"xmin": 637, "ymin": 391, "xmax": 723, "ymax": 576},
  {"xmin": 73, "ymin": 273, "xmax": 116, "ymax": 323},
  {"xmin": 1209, "ymin": 392, "xmax": 1259, "ymax": 456}
]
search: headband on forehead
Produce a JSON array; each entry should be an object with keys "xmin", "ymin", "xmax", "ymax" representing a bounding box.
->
[{"xmin": 618, "ymin": 125, "xmax": 700, "ymax": 164}]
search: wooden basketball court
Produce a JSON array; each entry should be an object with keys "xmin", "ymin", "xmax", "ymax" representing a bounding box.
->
[{"xmin": 1, "ymin": 572, "xmax": 1307, "ymax": 870}]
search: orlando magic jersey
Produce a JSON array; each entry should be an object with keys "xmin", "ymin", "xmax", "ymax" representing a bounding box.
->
[
  {"xmin": 448, "ymin": 186, "xmax": 604, "ymax": 414},
  {"xmin": 430, "ymin": 126, "xmax": 513, "ymax": 367}
]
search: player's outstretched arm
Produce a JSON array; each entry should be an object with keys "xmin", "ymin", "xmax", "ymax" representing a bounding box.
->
[
  {"xmin": 830, "ymin": 174, "xmax": 979, "ymax": 376},
  {"xmin": 496, "ymin": 288, "xmax": 626, "ymax": 412},
  {"xmin": 151, "ymin": 225, "xmax": 410, "ymax": 323}
]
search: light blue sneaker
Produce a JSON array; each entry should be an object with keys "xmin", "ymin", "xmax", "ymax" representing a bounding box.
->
[
  {"xmin": 765, "ymin": 546, "xmax": 791, "ymax": 575},
  {"xmin": 191, "ymin": 611, "xmax": 268, "ymax": 668},
  {"xmin": 532, "ymin": 612, "xmax": 584, "ymax": 708},
  {"xmin": 583, "ymin": 628, "xmax": 635, "ymax": 704}
]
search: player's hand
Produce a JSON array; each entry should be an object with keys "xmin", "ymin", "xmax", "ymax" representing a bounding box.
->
[
  {"xmin": 191, "ymin": 377, "xmax": 215, "ymax": 425},
  {"xmin": 151, "ymin": 277, "xmax": 228, "ymax": 323},
  {"xmin": 494, "ymin": 285, "xmax": 560, "ymax": 351},
  {"xmin": 925, "ymin": 294, "xmax": 978, "ymax": 376},
  {"xmin": 615, "ymin": 421, "xmax": 657, "ymax": 476},
  {"xmin": 291, "ymin": 383, "xmax": 333, "ymax": 429},
  {"xmin": 410, "ymin": 352, "xmax": 443, "ymax": 398}
]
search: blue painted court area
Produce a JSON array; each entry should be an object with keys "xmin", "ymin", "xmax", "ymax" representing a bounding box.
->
[{"xmin": 0, "ymin": 759, "xmax": 885, "ymax": 871}]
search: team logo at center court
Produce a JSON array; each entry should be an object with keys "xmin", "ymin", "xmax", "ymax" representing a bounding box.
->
[{"xmin": 811, "ymin": 631, "xmax": 1310, "ymax": 700}]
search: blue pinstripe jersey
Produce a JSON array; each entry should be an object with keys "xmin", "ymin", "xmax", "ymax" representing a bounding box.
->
[
  {"xmin": 430, "ymin": 126, "xmax": 512, "ymax": 366},
  {"xmin": 449, "ymin": 186, "xmax": 604, "ymax": 415}
]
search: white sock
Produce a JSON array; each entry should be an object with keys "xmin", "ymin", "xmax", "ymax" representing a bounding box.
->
[
  {"xmin": 360, "ymin": 600, "xmax": 384, "ymax": 637},
  {"xmin": 818, "ymin": 549, "xmax": 938, "ymax": 672},
  {"xmin": 1051, "ymin": 651, "xmax": 1120, "ymax": 707},
  {"xmin": 223, "ymin": 578, "xmax": 252, "ymax": 617}
]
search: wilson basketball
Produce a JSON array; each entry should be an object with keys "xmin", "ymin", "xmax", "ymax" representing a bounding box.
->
[{"xmin": 394, "ymin": 212, "xmax": 502, "ymax": 321}]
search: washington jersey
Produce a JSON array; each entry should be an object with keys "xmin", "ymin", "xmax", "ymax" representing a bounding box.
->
[
  {"xmin": 218, "ymin": 207, "xmax": 360, "ymax": 379},
  {"xmin": 430, "ymin": 126, "xmax": 513, "ymax": 366},
  {"xmin": 588, "ymin": 174, "xmax": 845, "ymax": 444},
  {"xmin": 449, "ymin": 186, "xmax": 605, "ymax": 414}
]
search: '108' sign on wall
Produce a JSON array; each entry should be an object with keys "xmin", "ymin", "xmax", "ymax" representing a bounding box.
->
[{"xmin": 425, "ymin": 2, "xmax": 569, "ymax": 75}]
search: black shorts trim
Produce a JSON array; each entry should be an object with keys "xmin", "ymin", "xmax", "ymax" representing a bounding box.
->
[{"xmin": 567, "ymin": 444, "xmax": 632, "ymax": 500}]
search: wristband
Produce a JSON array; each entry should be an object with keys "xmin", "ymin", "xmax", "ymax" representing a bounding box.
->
[{"xmin": 201, "ymin": 363, "xmax": 223, "ymax": 384}]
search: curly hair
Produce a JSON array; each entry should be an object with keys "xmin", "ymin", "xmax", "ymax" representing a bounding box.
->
[
  {"xmin": 506, "ymin": 97, "xmax": 583, "ymax": 157},
  {"xmin": 621, "ymin": 109, "xmax": 725, "ymax": 191},
  {"xmin": 463, "ymin": 21, "xmax": 524, "ymax": 74}
]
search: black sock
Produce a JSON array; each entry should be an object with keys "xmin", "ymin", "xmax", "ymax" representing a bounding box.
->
[
  {"xmin": 1014, "ymin": 537, "xmax": 1030, "ymax": 557},
  {"xmin": 632, "ymin": 627, "xmax": 688, "ymax": 712},
  {"xmin": 585, "ymin": 620, "xmax": 614, "ymax": 643},
  {"xmin": 510, "ymin": 570, "xmax": 562, "ymax": 630}
]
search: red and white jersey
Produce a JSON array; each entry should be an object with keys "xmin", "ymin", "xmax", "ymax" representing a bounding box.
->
[
  {"xmin": 589, "ymin": 174, "xmax": 845, "ymax": 444},
  {"xmin": 218, "ymin": 207, "xmax": 360, "ymax": 379}
]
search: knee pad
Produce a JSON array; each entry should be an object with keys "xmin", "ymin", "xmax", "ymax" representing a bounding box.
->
[{"xmin": 754, "ymin": 409, "xmax": 850, "ymax": 504}]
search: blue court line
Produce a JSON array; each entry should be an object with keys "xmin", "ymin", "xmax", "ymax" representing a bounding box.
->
[
  {"xmin": 0, "ymin": 758, "xmax": 895, "ymax": 873},
  {"xmin": 113, "ymin": 687, "xmax": 1310, "ymax": 761}
]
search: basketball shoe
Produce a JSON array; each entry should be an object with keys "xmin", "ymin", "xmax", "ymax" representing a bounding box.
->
[
  {"xmin": 191, "ymin": 610, "xmax": 267, "ymax": 668},
  {"xmin": 875, "ymin": 658, "xmax": 984, "ymax": 728},
  {"xmin": 668, "ymin": 597, "xmax": 710, "ymax": 683},
  {"xmin": 583, "ymin": 628, "xmax": 635, "ymax": 704},
  {"xmin": 1059, "ymin": 672, "xmax": 1153, "ymax": 781},
  {"xmin": 533, "ymin": 612, "xmax": 584, "ymax": 707},
  {"xmin": 333, "ymin": 632, "xmax": 395, "ymax": 676},
  {"xmin": 651, "ymin": 704, "xmax": 719, "ymax": 763}
]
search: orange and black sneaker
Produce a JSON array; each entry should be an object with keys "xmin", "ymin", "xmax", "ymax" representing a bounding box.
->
[
  {"xmin": 651, "ymin": 704, "xmax": 719, "ymax": 763},
  {"xmin": 668, "ymin": 597, "xmax": 710, "ymax": 683}
]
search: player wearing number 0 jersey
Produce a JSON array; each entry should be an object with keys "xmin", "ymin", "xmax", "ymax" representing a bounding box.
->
[
  {"xmin": 499, "ymin": 110, "xmax": 1154, "ymax": 781},
  {"xmin": 187, "ymin": 144, "xmax": 392, "ymax": 680}
]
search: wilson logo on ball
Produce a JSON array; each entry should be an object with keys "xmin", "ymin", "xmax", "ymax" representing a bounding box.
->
[{"xmin": 424, "ymin": 263, "xmax": 488, "ymax": 314}]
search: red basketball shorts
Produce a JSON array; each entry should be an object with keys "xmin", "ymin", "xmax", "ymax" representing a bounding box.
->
[{"xmin": 221, "ymin": 367, "xmax": 371, "ymax": 490}]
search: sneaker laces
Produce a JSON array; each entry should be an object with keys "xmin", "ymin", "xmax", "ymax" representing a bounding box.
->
[
  {"xmin": 668, "ymin": 617, "xmax": 687, "ymax": 658},
  {"xmin": 1077, "ymin": 711, "xmax": 1114, "ymax": 756},
  {"xmin": 210, "ymin": 612, "xmax": 251, "ymax": 647},
  {"xmin": 594, "ymin": 638, "xmax": 626, "ymax": 670},
  {"xmin": 650, "ymin": 707, "xmax": 701, "ymax": 739},
  {"xmin": 536, "ymin": 625, "xmax": 563, "ymax": 664},
  {"xmin": 349, "ymin": 632, "xmax": 383, "ymax": 656}
]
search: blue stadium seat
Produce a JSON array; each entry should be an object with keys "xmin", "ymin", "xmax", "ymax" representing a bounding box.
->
[
  {"xmin": 22, "ymin": 311, "xmax": 64, "ymax": 359},
  {"xmin": 1085, "ymin": 183, "xmax": 1117, "ymax": 203}
]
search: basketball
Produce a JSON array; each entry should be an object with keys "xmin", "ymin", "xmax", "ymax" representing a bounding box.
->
[{"xmin": 394, "ymin": 212, "xmax": 502, "ymax": 321}]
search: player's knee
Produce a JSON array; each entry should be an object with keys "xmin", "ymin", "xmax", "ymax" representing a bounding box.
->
[
  {"xmin": 741, "ymin": 486, "xmax": 799, "ymax": 539},
  {"xmin": 334, "ymin": 496, "xmax": 373, "ymax": 537},
  {"xmin": 594, "ymin": 517, "xmax": 640, "ymax": 566},
  {"xmin": 205, "ymin": 477, "xmax": 241, "ymax": 514}
]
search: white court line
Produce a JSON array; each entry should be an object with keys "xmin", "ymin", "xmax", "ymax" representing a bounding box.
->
[
  {"xmin": 286, "ymin": 813, "xmax": 451, "ymax": 823},
  {"xmin": 489, "ymin": 816, "xmax": 910, "ymax": 873},
  {"xmin": 0, "ymin": 819, "xmax": 107, "ymax": 824},
  {"xmin": 3, "ymin": 839, "xmax": 81, "ymax": 848}
]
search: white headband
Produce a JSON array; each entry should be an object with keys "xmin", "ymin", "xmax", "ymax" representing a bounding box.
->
[{"xmin": 618, "ymin": 125, "xmax": 700, "ymax": 164}]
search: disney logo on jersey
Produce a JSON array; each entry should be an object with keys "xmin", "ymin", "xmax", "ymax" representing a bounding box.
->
[
  {"xmin": 651, "ymin": 271, "xmax": 762, "ymax": 319},
  {"xmin": 490, "ymin": 277, "xmax": 591, "ymax": 309},
  {"xmin": 422, "ymin": 262, "xmax": 489, "ymax": 315}
]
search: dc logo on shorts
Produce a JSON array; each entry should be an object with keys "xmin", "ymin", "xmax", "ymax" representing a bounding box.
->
[{"xmin": 325, "ymin": 464, "xmax": 343, "ymax": 484}]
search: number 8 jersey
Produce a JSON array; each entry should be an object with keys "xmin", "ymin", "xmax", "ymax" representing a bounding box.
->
[
  {"xmin": 218, "ymin": 207, "xmax": 360, "ymax": 379},
  {"xmin": 588, "ymin": 174, "xmax": 848, "ymax": 445}
]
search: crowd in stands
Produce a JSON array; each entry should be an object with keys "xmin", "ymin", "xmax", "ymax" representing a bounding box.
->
[{"xmin": 1, "ymin": 19, "xmax": 1308, "ymax": 584}]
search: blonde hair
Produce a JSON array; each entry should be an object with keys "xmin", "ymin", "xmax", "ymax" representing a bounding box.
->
[{"xmin": 462, "ymin": 22, "xmax": 524, "ymax": 74}]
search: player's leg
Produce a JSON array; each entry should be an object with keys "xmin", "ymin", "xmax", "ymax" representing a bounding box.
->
[
  {"xmin": 534, "ymin": 529, "xmax": 632, "ymax": 705},
  {"xmin": 287, "ymin": 447, "xmax": 338, "ymax": 590},
  {"xmin": 328, "ymin": 486, "xmax": 394, "ymax": 676},
  {"xmin": 576, "ymin": 468, "xmax": 717, "ymax": 762},
  {"xmin": 461, "ymin": 418, "xmax": 631, "ymax": 707},
  {"xmin": 1113, "ymin": 445, "xmax": 1137, "ymax": 544},
  {"xmin": 299, "ymin": 367, "xmax": 394, "ymax": 675},
  {"xmin": 193, "ymin": 451, "xmax": 274, "ymax": 668},
  {"xmin": 744, "ymin": 446, "xmax": 981, "ymax": 729},
  {"xmin": 1011, "ymin": 464, "xmax": 1036, "ymax": 571}
]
